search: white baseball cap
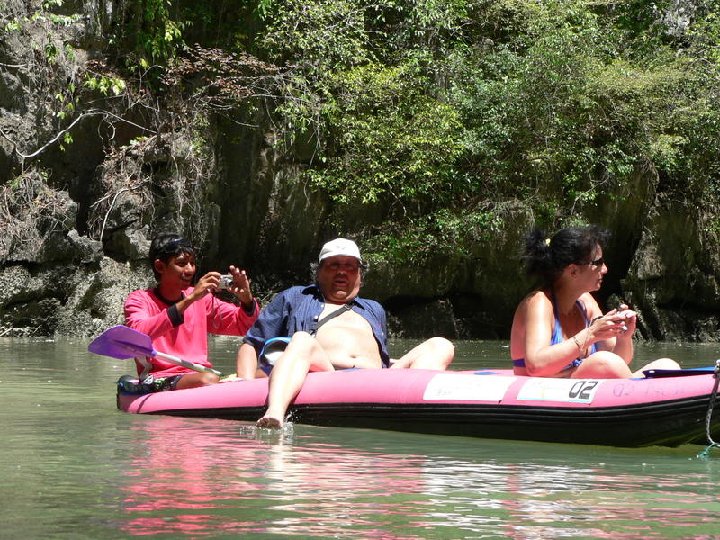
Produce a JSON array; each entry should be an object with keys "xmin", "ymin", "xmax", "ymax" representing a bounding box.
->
[{"xmin": 318, "ymin": 238, "xmax": 362, "ymax": 263}]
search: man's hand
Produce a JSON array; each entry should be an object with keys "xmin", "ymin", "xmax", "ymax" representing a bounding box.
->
[
  {"xmin": 187, "ymin": 272, "xmax": 221, "ymax": 302},
  {"xmin": 228, "ymin": 265, "xmax": 254, "ymax": 309}
]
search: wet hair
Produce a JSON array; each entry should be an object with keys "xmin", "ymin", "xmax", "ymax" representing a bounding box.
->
[
  {"xmin": 522, "ymin": 225, "xmax": 610, "ymax": 287},
  {"xmin": 148, "ymin": 233, "xmax": 196, "ymax": 280}
]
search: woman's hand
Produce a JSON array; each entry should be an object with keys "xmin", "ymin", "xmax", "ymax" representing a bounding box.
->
[
  {"xmin": 610, "ymin": 304, "xmax": 637, "ymax": 338},
  {"xmin": 589, "ymin": 314, "xmax": 625, "ymax": 339},
  {"xmin": 604, "ymin": 304, "xmax": 636, "ymax": 363},
  {"xmin": 591, "ymin": 305, "xmax": 636, "ymax": 341}
]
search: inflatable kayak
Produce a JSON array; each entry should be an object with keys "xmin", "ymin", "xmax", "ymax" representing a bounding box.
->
[{"xmin": 116, "ymin": 366, "xmax": 720, "ymax": 448}]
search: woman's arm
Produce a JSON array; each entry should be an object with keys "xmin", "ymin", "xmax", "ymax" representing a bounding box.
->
[
  {"xmin": 522, "ymin": 293, "xmax": 587, "ymax": 376},
  {"xmin": 609, "ymin": 306, "xmax": 636, "ymax": 364}
]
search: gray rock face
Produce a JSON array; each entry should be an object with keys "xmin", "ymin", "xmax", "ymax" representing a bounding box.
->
[
  {"xmin": 0, "ymin": 0, "xmax": 718, "ymax": 343},
  {"xmin": 625, "ymin": 200, "xmax": 720, "ymax": 342}
]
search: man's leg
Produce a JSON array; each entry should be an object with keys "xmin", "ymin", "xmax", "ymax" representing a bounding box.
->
[
  {"xmin": 257, "ymin": 332, "xmax": 334, "ymax": 428},
  {"xmin": 390, "ymin": 337, "xmax": 454, "ymax": 370}
]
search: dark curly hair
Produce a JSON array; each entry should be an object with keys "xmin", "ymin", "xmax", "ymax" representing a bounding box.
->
[{"xmin": 522, "ymin": 225, "xmax": 610, "ymax": 287}]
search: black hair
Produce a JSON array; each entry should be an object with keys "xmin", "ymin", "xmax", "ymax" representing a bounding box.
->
[
  {"xmin": 148, "ymin": 233, "xmax": 196, "ymax": 280},
  {"xmin": 522, "ymin": 225, "xmax": 610, "ymax": 287}
]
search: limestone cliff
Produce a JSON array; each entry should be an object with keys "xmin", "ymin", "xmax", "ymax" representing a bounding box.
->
[{"xmin": 0, "ymin": 0, "xmax": 718, "ymax": 344}]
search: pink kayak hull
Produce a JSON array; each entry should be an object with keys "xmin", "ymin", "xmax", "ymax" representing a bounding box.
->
[{"xmin": 117, "ymin": 368, "xmax": 720, "ymax": 447}]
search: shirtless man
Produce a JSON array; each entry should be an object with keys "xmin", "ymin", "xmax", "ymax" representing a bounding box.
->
[{"xmin": 235, "ymin": 238, "xmax": 454, "ymax": 428}]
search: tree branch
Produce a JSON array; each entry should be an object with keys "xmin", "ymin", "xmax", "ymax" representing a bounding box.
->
[{"xmin": 1, "ymin": 109, "xmax": 157, "ymax": 164}]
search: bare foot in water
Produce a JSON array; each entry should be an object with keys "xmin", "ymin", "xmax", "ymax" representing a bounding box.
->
[{"xmin": 256, "ymin": 416, "xmax": 283, "ymax": 429}]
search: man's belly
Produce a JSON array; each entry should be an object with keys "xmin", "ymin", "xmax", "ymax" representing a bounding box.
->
[{"xmin": 315, "ymin": 322, "xmax": 382, "ymax": 367}]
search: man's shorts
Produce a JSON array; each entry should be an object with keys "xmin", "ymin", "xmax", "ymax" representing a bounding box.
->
[{"xmin": 259, "ymin": 337, "xmax": 291, "ymax": 375}]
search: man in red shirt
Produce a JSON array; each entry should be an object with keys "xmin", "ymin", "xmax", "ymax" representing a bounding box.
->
[{"xmin": 124, "ymin": 233, "xmax": 259, "ymax": 391}]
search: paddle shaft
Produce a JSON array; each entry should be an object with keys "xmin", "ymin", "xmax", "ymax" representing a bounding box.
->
[{"xmin": 155, "ymin": 351, "xmax": 222, "ymax": 376}]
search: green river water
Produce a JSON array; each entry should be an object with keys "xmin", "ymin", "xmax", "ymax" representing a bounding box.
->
[{"xmin": 1, "ymin": 336, "xmax": 719, "ymax": 539}]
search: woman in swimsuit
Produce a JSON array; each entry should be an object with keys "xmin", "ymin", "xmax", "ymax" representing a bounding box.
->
[{"xmin": 510, "ymin": 226, "xmax": 679, "ymax": 378}]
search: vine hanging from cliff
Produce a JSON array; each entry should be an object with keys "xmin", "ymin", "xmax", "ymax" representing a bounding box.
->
[{"xmin": 86, "ymin": 43, "xmax": 283, "ymax": 247}]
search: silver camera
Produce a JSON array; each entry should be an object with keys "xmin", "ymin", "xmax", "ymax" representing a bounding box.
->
[{"xmin": 218, "ymin": 274, "xmax": 233, "ymax": 290}]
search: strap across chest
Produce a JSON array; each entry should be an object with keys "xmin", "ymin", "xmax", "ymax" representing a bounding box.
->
[{"xmin": 311, "ymin": 303, "xmax": 352, "ymax": 335}]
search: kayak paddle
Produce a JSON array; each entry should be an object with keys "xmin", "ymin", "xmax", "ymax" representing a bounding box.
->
[
  {"xmin": 88, "ymin": 325, "xmax": 222, "ymax": 376},
  {"xmin": 643, "ymin": 365, "xmax": 718, "ymax": 378}
]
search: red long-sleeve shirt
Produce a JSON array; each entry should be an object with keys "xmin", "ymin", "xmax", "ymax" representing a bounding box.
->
[{"xmin": 124, "ymin": 287, "xmax": 259, "ymax": 378}]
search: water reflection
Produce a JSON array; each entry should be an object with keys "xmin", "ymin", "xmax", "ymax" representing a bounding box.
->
[
  {"xmin": 3, "ymin": 337, "xmax": 720, "ymax": 539},
  {"xmin": 117, "ymin": 416, "xmax": 720, "ymax": 539},
  {"xmin": 121, "ymin": 418, "xmax": 441, "ymax": 537}
]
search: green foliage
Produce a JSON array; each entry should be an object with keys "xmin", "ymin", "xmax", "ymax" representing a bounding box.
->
[
  {"xmin": 64, "ymin": 0, "xmax": 718, "ymax": 265},
  {"xmin": 255, "ymin": 0, "xmax": 273, "ymax": 19},
  {"xmin": 45, "ymin": 42, "xmax": 60, "ymax": 64},
  {"xmin": 0, "ymin": 0, "xmax": 87, "ymax": 157},
  {"xmin": 307, "ymin": 61, "xmax": 463, "ymax": 211},
  {"xmin": 136, "ymin": 0, "xmax": 186, "ymax": 63},
  {"xmin": 54, "ymin": 82, "xmax": 76, "ymax": 120},
  {"xmin": 362, "ymin": 207, "xmax": 503, "ymax": 265},
  {"xmin": 83, "ymin": 73, "xmax": 127, "ymax": 96},
  {"xmin": 449, "ymin": 0, "xmax": 720, "ymax": 212},
  {"xmin": 60, "ymin": 131, "xmax": 73, "ymax": 151},
  {"xmin": 253, "ymin": 0, "xmax": 720, "ymax": 262},
  {"xmin": 261, "ymin": 0, "xmax": 374, "ymax": 69},
  {"xmin": 262, "ymin": 1, "xmax": 472, "ymax": 259}
]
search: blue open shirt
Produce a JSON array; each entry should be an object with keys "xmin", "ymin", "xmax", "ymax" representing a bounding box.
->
[{"xmin": 243, "ymin": 284, "xmax": 391, "ymax": 367}]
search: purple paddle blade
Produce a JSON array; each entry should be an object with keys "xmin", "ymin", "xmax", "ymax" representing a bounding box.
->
[{"xmin": 88, "ymin": 325, "xmax": 157, "ymax": 360}]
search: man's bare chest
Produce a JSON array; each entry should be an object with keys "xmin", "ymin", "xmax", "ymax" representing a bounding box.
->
[{"xmin": 318, "ymin": 305, "xmax": 372, "ymax": 332}]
